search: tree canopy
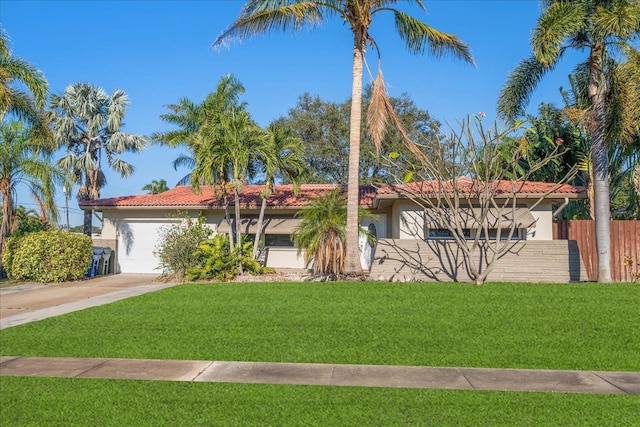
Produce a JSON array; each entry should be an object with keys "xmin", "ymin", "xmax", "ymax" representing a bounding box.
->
[{"xmin": 274, "ymin": 90, "xmax": 442, "ymax": 184}]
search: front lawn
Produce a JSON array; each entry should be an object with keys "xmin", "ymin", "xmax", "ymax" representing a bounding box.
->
[
  {"xmin": 1, "ymin": 281, "xmax": 638, "ymax": 371},
  {"xmin": 2, "ymin": 281, "xmax": 638, "ymax": 426}
]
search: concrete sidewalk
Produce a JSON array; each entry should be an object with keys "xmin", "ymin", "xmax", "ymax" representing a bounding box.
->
[
  {"xmin": 1, "ymin": 275, "xmax": 638, "ymax": 395},
  {"xmin": 1, "ymin": 356, "xmax": 638, "ymax": 394}
]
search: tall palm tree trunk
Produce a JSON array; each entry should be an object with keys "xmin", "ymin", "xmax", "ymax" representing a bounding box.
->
[
  {"xmin": 589, "ymin": 46, "xmax": 612, "ymax": 283},
  {"xmin": 0, "ymin": 188, "xmax": 14, "ymax": 275},
  {"xmin": 253, "ymin": 195, "xmax": 268, "ymax": 259},
  {"xmin": 82, "ymin": 170, "xmax": 94, "ymax": 236},
  {"xmin": 233, "ymin": 187, "xmax": 243, "ymax": 274},
  {"xmin": 344, "ymin": 33, "xmax": 365, "ymax": 276},
  {"xmin": 223, "ymin": 192, "xmax": 234, "ymax": 251}
]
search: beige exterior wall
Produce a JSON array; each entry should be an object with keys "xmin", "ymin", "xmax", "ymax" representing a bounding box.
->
[
  {"xmin": 527, "ymin": 201, "xmax": 554, "ymax": 240},
  {"xmin": 388, "ymin": 199, "xmax": 556, "ymax": 241},
  {"xmin": 391, "ymin": 200, "xmax": 424, "ymax": 239},
  {"xmin": 261, "ymin": 247, "xmax": 308, "ymax": 269},
  {"xmin": 100, "ymin": 209, "xmax": 224, "ymax": 240}
]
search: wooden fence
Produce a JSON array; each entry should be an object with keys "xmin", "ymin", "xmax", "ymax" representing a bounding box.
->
[{"xmin": 554, "ymin": 220, "xmax": 640, "ymax": 282}]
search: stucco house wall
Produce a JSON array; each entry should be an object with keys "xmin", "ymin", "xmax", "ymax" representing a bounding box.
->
[
  {"xmin": 389, "ymin": 199, "xmax": 556, "ymax": 241},
  {"xmin": 528, "ymin": 201, "xmax": 555, "ymax": 240},
  {"xmin": 83, "ymin": 181, "xmax": 586, "ymax": 280}
]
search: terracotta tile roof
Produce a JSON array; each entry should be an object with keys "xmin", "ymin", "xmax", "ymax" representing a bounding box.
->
[
  {"xmin": 376, "ymin": 178, "xmax": 586, "ymax": 197},
  {"xmin": 81, "ymin": 184, "xmax": 379, "ymax": 209},
  {"xmin": 81, "ymin": 180, "xmax": 584, "ymax": 210}
]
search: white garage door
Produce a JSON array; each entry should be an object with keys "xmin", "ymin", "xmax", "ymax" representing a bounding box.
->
[{"xmin": 117, "ymin": 221, "xmax": 175, "ymax": 274}]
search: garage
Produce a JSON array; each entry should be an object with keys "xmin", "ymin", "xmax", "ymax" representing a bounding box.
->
[{"xmin": 116, "ymin": 220, "xmax": 176, "ymax": 274}]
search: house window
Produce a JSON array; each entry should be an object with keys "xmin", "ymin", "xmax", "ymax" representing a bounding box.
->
[
  {"xmin": 264, "ymin": 234, "xmax": 294, "ymax": 247},
  {"xmin": 427, "ymin": 228, "xmax": 523, "ymax": 240},
  {"xmin": 367, "ymin": 223, "xmax": 377, "ymax": 244},
  {"xmin": 427, "ymin": 228, "xmax": 471, "ymax": 239}
]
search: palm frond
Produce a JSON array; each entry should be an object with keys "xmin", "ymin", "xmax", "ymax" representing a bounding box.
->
[
  {"xmin": 592, "ymin": 0, "xmax": 640, "ymax": 40},
  {"xmin": 110, "ymin": 158, "xmax": 134, "ymax": 178},
  {"xmin": 366, "ymin": 65, "xmax": 390, "ymax": 154},
  {"xmin": 106, "ymin": 89, "xmax": 129, "ymax": 132},
  {"xmin": 213, "ymin": 1, "xmax": 325, "ymax": 50},
  {"xmin": 498, "ymin": 55, "xmax": 552, "ymax": 122},
  {"xmin": 392, "ymin": 10, "xmax": 474, "ymax": 65},
  {"xmin": 532, "ymin": 1, "xmax": 586, "ymax": 66},
  {"xmin": 0, "ymin": 55, "xmax": 48, "ymax": 109}
]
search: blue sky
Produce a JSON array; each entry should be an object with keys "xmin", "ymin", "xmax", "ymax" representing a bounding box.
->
[{"xmin": 3, "ymin": 0, "xmax": 582, "ymax": 226}]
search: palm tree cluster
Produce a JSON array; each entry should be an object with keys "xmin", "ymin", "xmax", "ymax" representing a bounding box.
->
[
  {"xmin": 0, "ymin": 121, "xmax": 65, "ymax": 274},
  {"xmin": 0, "ymin": 29, "xmax": 148, "ymax": 274},
  {"xmin": 0, "ymin": 29, "xmax": 58, "ymax": 275},
  {"xmin": 152, "ymin": 74, "xmax": 307, "ymax": 259}
]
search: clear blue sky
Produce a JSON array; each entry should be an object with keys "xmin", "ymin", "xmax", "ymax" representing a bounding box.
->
[{"xmin": 3, "ymin": 0, "xmax": 581, "ymax": 227}]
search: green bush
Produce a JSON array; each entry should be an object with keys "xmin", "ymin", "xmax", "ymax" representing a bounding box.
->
[
  {"xmin": 2, "ymin": 234, "xmax": 21, "ymax": 276},
  {"xmin": 155, "ymin": 214, "xmax": 214, "ymax": 281},
  {"xmin": 3, "ymin": 231, "xmax": 93, "ymax": 283},
  {"xmin": 188, "ymin": 234, "xmax": 274, "ymax": 282}
]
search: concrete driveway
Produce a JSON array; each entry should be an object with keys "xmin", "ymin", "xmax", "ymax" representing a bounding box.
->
[{"xmin": 0, "ymin": 274, "xmax": 177, "ymax": 329}]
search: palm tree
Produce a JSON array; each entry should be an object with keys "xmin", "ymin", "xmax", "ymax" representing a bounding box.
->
[
  {"xmin": 11, "ymin": 205, "xmax": 48, "ymax": 235},
  {"xmin": 253, "ymin": 123, "xmax": 307, "ymax": 258},
  {"xmin": 292, "ymin": 188, "xmax": 374, "ymax": 276},
  {"xmin": 292, "ymin": 188, "xmax": 348, "ymax": 276},
  {"xmin": 193, "ymin": 103, "xmax": 265, "ymax": 252},
  {"xmin": 153, "ymin": 74, "xmax": 246, "ymax": 186},
  {"xmin": 154, "ymin": 75, "xmax": 246, "ymax": 249},
  {"xmin": 49, "ymin": 83, "xmax": 147, "ymax": 236},
  {"xmin": 498, "ymin": 0, "xmax": 640, "ymax": 282},
  {"xmin": 0, "ymin": 28, "xmax": 52, "ymax": 148},
  {"xmin": 142, "ymin": 179, "xmax": 169, "ymax": 194},
  {"xmin": 213, "ymin": 0, "xmax": 474, "ymax": 276},
  {"xmin": 0, "ymin": 121, "xmax": 65, "ymax": 274}
]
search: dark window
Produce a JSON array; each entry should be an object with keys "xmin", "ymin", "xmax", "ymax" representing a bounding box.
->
[
  {"xmin": 367, "ymin": 223, "xmax": 377, "ymax": 242},
  {"xmin": 264, "ymin": 234, "xmax": 294, "ymax": 247},
  {"xmin": 428, "ymin": 228, "xmax": 471, "ymax": 239},
  {"xmin": 427, "ymin": 228, "xmax": 522, "ymax": 240}
]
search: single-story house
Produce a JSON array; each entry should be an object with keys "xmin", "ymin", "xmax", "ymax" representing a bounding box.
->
[{"xmin": 82, "ymin": 180, "xmax": 588, "ymax": 282}]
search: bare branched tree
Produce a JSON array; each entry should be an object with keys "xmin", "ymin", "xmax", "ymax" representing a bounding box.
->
[{"xmin": 384, "ymin": 115, "xmax": 579, "ymax": 285}]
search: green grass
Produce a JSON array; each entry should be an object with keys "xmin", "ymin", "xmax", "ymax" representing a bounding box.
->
[
  {"xmin": 1, "ymin": 281, "xmax": 638, "ymax": 371},
  {"xmin": 1, "ymin": 376, "xmax": 639, "ymax": 426},
  {"xmin": 2, "ymin": 281, "xmax": 639, "ymax": 426}
]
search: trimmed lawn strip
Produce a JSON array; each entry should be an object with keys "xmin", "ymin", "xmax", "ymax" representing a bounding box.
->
[
  {"xmin": 1, "ymin": 376, "xmax": 638, "ymax": 426},
  {"xmin": 1, "ymin": 282, "xmax": 638, "ymax": 371}
]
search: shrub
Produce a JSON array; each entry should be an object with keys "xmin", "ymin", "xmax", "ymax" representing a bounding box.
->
[
  {"xmin": 155, "ymin": 214, "xmax": 213, "ymax": 282},
  {"xmin": 187, "ymin": 234, "xmax": 237, "ymax": 281},
  {"xmin": 623, "ymin": 254, "xmax": 640, "ymax": 283},
  {"xmin": 3, "ymin": 231, "xmax": 93, "ymax": 283},
  {"xmin": 188, "ymin": 234, "xmax": 274, "ymax": 282}
]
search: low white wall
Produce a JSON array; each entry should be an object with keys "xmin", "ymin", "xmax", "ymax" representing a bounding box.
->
[{"xmin": 263, "ymin": 247, "xmax": 308, "ymax": 269}]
